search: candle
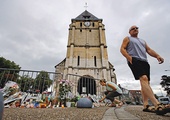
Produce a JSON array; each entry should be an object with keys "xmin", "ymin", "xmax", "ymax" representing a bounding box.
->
[{"xmin": 61, "ymin": 104, "xmax": 64, "ymax": 108}]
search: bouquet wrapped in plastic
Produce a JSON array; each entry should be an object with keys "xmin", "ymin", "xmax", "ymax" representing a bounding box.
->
[{"xmin": 1, "ymin": 81, "xmax": 19, "ymax": 97}]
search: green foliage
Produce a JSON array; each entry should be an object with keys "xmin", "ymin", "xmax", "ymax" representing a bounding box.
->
[
  {"xmin": 58, "ymin": 80, "xmax": 72, "ymax": 102},
  {"xmin": 160, "ymin": 75, "xmax": 170, "ymax": 95},
  {"xmin": 70, "ymin": 95, "xmax": 79, "ymax": 102},
  {"xmin": 0, "ymin": 57, "xmax": 53, "ymax": 93},
  {"xmin": 34, "ymin": 71, "xmax": 53, "ymax": 93},
  {"xmin": 17, "ymin": 75, "xmax": 34, "ymax": 92},
  {"xmin": 0, "ymin": 57, "xmax": 21, "ymax": 88},
  {"xmin": 0, "ymin": 57, "xmax": 20, "ymax": 69},
  {"xmin": 16, "ymin": 71, "xmax": 53, "ymax": 93}
]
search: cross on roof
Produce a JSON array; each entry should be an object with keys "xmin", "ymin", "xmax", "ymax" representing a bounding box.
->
[{"xmin": 84, "ymin": 2, "xmax": 88, "ymax": 10}]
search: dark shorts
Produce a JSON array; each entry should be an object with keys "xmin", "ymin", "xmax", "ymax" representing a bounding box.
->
[
  {"xmin": 104, "ymin": 91, "xmax": 122, "ymax": 102},
  {"xmin": 128, "ymin": 57, "xmax": 150, "ymax": 80}
]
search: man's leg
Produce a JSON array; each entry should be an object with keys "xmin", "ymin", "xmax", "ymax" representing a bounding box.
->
[
  {"xmin": 114, "ymin": 98, "xmax": 123, "ymax": 107},
  {"xmin": 106, "ymin": 92, "xmax": 114, "ymax": 102},
  {"xmin": 106, "ymin": 91, "xmax": 121, "ymax": 101},
  {"xmin": 141, "ymin": 81, "xmax": 151, "ymax": 108},
  {"xmin": 139, "ymin": 75, "xmax": 159, "ymax": 107},
  {"xmin": 141, "ymin": 89, "xmax": 148, "ymax": 108}
]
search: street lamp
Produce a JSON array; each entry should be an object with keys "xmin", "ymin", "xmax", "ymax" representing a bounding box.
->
[{"xmin": 165, "ymin": 70, "xmax": 170, "ymax": 71}]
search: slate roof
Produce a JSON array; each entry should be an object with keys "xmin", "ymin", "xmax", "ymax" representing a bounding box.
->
[{"xmin": 72, "ymin": 10, "xmax": 102, "ymax": 21}]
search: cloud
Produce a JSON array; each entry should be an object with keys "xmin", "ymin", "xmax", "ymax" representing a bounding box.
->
[{"xmin": 0, "ymin": 0, "xmax": 170, "ymax": 95}]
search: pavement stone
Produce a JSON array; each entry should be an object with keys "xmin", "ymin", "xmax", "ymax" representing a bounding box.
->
[
  {"xmin": 3, "ymin": 105, "xmax": 170, "ymax": 120},
  {"xmin": 125, "ymin": 105, "xmax": 170, "ymax": 120},
  {"xmin": 114, "ymin": 106, "xmax": 140, "ymax": 120},
  {"xmin": 102, "ymin": 107, "xmax": 118, "ymax": 120},
  {"xmin": 102, "ymin": 105, "xmax": 140, "ymax": 120}
]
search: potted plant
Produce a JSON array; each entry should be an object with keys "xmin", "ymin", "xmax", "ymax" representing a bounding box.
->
[
  {"xmin": 70, "ymin": 95, "xmax": 79, "ymax": 107},
  {"xmin": 58, "ymin": 79, "xmax": 72, "ymax": 107},
  {"xmin": 66, "ymin": 99, "xmax": 72, "ymax": 107}
]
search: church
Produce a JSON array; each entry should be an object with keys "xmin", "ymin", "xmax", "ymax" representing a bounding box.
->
[{"xmin": 55, "ymin": 10, "xmax": 116, "ymax": 95}]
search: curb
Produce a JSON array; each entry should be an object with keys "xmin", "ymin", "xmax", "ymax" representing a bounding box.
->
[{"xmin": 102, "ymin": 105, "xmax": 140, "ymax": 120}]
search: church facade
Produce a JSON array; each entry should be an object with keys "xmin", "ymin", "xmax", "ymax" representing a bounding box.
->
[{"xmin": 55, "ymin": 10, "xmax": 116, "ymax": 95}]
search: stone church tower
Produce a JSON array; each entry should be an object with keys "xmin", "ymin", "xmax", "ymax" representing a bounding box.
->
[{"xmin": 55, "ymin": 10, "xmax": 116, "ymax": 95}]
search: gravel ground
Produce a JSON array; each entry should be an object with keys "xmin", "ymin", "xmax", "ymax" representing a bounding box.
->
[
  {"xmin": 2, "ymin": 107, "xmax": 109, "ymax": 120},
  {"xmin": 125, "ymin": 105, "xmax": 170, "ymax": 120}
]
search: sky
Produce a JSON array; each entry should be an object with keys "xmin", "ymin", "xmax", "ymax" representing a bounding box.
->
[{"xmin": 0, "ymin": 0, "xmax": 170, "ymax": 96}]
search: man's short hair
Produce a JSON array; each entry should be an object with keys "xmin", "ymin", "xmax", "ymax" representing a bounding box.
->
[{"xmin": 129, "ymin": 25, "xmax": 138, "ymax": 32}]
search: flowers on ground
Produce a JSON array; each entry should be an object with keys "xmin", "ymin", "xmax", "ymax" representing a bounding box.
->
[{"xmin": 58, "ymin": 79, "xmax": 73, "ymax": 102}]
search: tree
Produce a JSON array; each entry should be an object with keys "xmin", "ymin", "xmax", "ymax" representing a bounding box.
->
[
  {"xmin": 0, "ymin": 57, "xmax": 20, "ymax": 69},
  {"xmin": 160, "ymin": 75, "xmax": 170, "ymax": 96},
  {"xmin": 17, "ymin": 75, "xmax": 34, "ymax": 92},
  {"xmin": 0, "ymin": 57, "xmax": 20, "ymax": 88},
  {"xmin": 34, "ymin": 71, "xmax": 53, "ymax": 93}
]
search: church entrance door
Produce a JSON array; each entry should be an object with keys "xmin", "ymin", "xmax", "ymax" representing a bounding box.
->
[{"xmin": 77, "ymin": 76, "xmax": 96, "ymax": 95}]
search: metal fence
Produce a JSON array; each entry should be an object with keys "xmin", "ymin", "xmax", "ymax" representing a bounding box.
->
[
  {"xmin": 0, "ymin": 68, "xmax": 62, "ymax": 106},
  {"xmin": 0, "ymin": 68, "xmax": 104, "ymax": 107},
  {"xmin": 0, "ymin": 68, "xmax": 134, "ymax": 107},
  {"xmin": 0, "ymin": 68, "xmax": 62, "ymax": 92}
]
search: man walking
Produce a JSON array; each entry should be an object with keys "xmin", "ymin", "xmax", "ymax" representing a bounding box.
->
[{"xmin": 120, "ymin": 25, "xmax": 169, "ymax": 115}]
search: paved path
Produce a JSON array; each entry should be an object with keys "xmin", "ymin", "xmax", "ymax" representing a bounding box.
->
[
  {"xmin": 102, "ymin": 106, "xmax": 140, "ymax": 120},
  {"xmin": 3, "ymin": 105, "xmax": 170, "ymax": 120}
]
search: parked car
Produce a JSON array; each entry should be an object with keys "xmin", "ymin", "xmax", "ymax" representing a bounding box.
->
[{"xmin": 158, "ymin": 97, "xmax": 170, "ymax": 105}]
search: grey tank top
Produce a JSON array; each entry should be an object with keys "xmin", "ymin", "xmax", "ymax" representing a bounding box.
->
[{"xmin": 126, "ymin": 36, "xmax": 147, "ymax": 62}]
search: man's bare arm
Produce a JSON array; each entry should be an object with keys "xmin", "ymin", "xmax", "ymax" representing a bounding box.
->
[
  {"xmin": 120, "ymin": 37, "xmax": 132, "ymax": 63},
  {"xmin": 146, "ymin": 43, "xmax": 164, "ymax": 64}
]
